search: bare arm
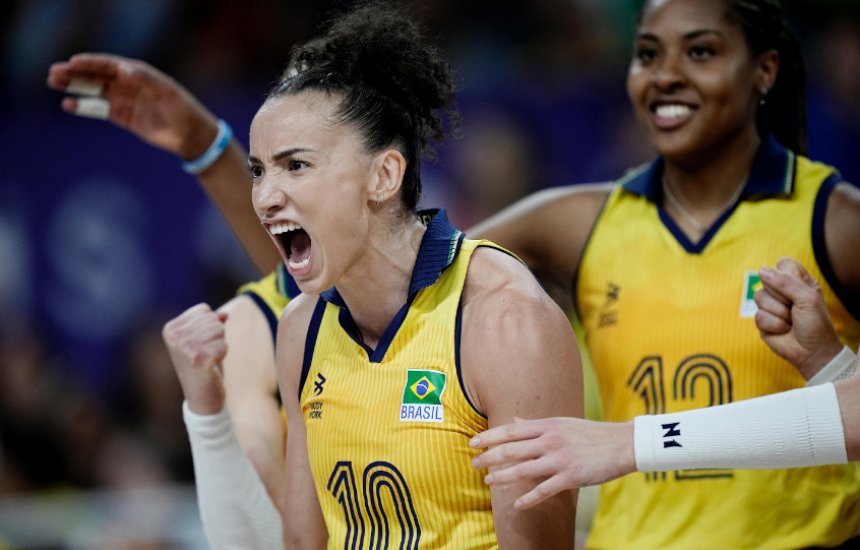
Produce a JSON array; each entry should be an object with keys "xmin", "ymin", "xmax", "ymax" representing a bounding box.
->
[
  {"xmin": 275, "ymin": 294, "xmax": 327, "ymax": 549},
  {"xmin": 461, "ymin": 247, "xmax": 583, "ymax": 547},
  {"xmin": 162, "ymin": 301, "xmax": 284, "ymax": 548},
  {"xmin": 825, "ymin": 182, "xmax": 860, "ymax": 300},
  {"xmin": 219, "ymin": 295, "xmax": 285, "ymax": 504},
  {"xmin": 467, "ymin": 184, "xmax": 611, "ymax": 310},
  {"xmin": 46, "ymin": 53, "xmax": 279, "ymax": 273},
  {"xmin": 836, "ymin": 372, "xmax": 860, "ymax": 461}
]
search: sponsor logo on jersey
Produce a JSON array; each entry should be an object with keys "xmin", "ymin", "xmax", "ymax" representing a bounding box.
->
[
  {"xmin": 740, "ymin": 271, "xmax": 762, "ymax": 317},
  {"xmin": 598, "ymin": 282, "xmax": 620, "ymax": 327},
  {"xmin": 400, "ymin": 369, "xmax": 446, "ymax": 423}
]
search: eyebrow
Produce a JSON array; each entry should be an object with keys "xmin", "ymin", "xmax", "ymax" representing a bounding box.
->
[
  {"xmin": 247, "ymin": 147, "xmax": 313, "ymax": 164},
  {"xmin": 636, "ymin": 29, "xmax": 726, "ymax": 42}
]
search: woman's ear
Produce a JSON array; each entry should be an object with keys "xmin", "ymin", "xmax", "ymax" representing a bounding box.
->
[
  {"xmin": 368, "ymin": 148, "xmax": 406, "ymax": 206},
  {"xmin": 756, "ymin": 49, "xmax": 780, "ymax": 97}
]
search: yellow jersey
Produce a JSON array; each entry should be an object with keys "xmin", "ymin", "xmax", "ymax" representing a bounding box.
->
[
  {"xmin": 237, "ymin": 261, "xmax": 296, "ymax": 338},
  {"xmin": 299, "ymin": 210, "xmax": 498, "ymax": 550},
  {"xmin": 578, "ymin": 137, "xmax": 860, "ymax": 549}
]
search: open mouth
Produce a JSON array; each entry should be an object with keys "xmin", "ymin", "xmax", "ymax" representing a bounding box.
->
[{"xmin": 269, "ymin": 221, "xmax": 312, "ymax": 271}]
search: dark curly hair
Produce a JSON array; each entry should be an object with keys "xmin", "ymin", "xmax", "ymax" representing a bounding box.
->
[
  {"xmin": 637, "ymin": 0, "xmax": 807, "ymax": 155},
  {"xmin": 267, "ymin": 1, "xmax": 458, "ymax": 211}
]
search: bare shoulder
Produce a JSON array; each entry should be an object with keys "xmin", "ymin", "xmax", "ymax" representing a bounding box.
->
[{"xmin": 460, "ymin": 246, "xmax": 583, "ymax": 418}]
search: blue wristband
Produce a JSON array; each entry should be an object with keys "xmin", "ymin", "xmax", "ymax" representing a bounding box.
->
[{"xmin": 182, "ymin": 119, "xmax": 233, "ymax": 174}]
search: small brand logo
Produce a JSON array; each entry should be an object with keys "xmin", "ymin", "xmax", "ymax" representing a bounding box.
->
[
  {"xmin": 309, "ymin": 400, "xmax": 323, "ymax": 420},
  {"xmin": 599, "ymin": 282, "xmax": 620, "ymax": 327},
  {"xmin": 740, "ymin": 271, "xmax": 762, "ymax": 317},
  {"xmin": 313, "ymin": 373, "xmax": 327, "ymax": 396},
  {"xmin": 400, "ymin": 369, "xmax": 446, "ymax": 423},
  {"xmin": 661, "ymin": 422, "xmax": 682, "ymax": 448}
]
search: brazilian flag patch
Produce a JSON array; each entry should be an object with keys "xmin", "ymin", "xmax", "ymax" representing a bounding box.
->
[
  {"xmin": 400, "ymin": 369, "xmax": 446, "ymax": 423},
  {"xmin": 740, "ymin": 271, "xmax": 762, "ymax": 318}
]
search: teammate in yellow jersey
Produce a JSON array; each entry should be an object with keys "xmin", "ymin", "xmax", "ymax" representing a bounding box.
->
[
  {"xmin": 47, "ymin": 49, "xmax": 290, "ymax": 548},
  {"xmin": 468, "ymin": 1, "xmax": 860, "ymax": 547},
  {"xmin": 472, "ymin": 257, "xmax": 859, "ymax": 497},
  {"xmin": 249, "ymin": 4, "xmax": 580, "ymax": 548}
]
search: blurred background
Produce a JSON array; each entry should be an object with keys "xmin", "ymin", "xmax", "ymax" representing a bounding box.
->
[{"xmin": 1, "ymin": 0, "xmax": 859, "ymax": 547}]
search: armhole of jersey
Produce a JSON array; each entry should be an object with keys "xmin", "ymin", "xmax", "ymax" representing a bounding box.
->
[
  {"xmin": 572, "ymin": 187, "xmax": 614, "ymax": 316},
  {"xmin": 455, "ymin": 299, "xmax": 486, "ymax": 419},
  {"xmin": 298, "ymin": 298, "xmax": 328, "ymax": 399},
  {"xmin": 242, "ymin": 290, "xmax": 278, "ymax": 344},
  {"xmin": 454, "ymin": 242, "xmax": 508, "ymax": 420},
  {"xmin": 812, "ymin": 174, "xmax": 860, "ymax": 321}
]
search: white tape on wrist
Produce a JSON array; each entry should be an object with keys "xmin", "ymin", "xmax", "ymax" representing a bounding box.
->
[
  {"xmin": 74, "ymin": 97, "xmax": 111, "ymax": 119},
  {"xmin": 807, "ymin": 346, "xmax": 857, "ymax": 386},
  {"xmin": 633, "ymin": 383, "xmax": 847, "ymax": 472},
  {"xmin": 66, "ymin": 78, "xmax": 103, "ymax": 97}
]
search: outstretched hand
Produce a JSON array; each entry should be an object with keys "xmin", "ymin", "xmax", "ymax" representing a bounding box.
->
[
  {"xmin": 47, "ymin": 53, "xmax": 219, "ymax": 160},
  {"xmin": 469, "ymin": 417, "xmax": 634, "ymax": 509},
  {"xmin": 162, "ymin": 303, "xmax": 230, "ymax": 415},
  {"xmin": 755, "ymin": 257, "xmax": 844, "ymax": 380}
]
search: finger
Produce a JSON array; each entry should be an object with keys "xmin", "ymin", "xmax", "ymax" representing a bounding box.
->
[
  {"xmin": 759, "ymin": 267, "xmax": 820, "ymax": 307},
  {"xmin": 754, "ymin": 308, "xmax": 792, "ymax": 335},
  {"xmin": 775, "ymin": 257, "xmax": 821, "ymax": 292},
  {"xmin": 515, "ymin": 476, "xmax": 570, "ymax": 510},
  {"xmin": 472, "ymin": 440, "xmax": 543, "ymax": 469},
  {"xmin": 470, "ymin": 419, "xmax": 547, "ymax": 449},
  {"xmin": 484, "ymin": 456, "xmax": 556, "ymax": 486},
  {"xmin": 754, "ymin": 287, "xmax": 791, "ymax": 318}
]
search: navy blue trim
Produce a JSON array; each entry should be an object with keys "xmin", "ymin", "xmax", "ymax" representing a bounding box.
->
[
  {"xmin": 276, "ymin": 262, "xmax": 302, "ymax": 299},
  {"xmin": 455, "ymin": 298, "xmax": 486, "ymax": 418},
  {"xmin": 656, "ymin": 199, "xmax": 743, "ymax": 254},
  {"xmin": 621, "ymin": 135, "xmax": 795, "ymax": 254},
  {"xmin": 622, "ymin": 135, "xmax": 794, "ymax": 200},
  {"xmin": 813, "ymin": 175, "xmax": 860, "ymax": 321},
  {"xmin": 319, "ymin": 209, "xmax": 462, "ymax": 305},
  {"xmin": 242, "ymin": 291, "xmax": 279, "ymax": 344},
  {"xmin": 320, "ymin": 208, "xmax": 466, "ymax": 362},
  {"xmin": 298, "ymin": 298, "xmax": 328, "ymax": 400}
]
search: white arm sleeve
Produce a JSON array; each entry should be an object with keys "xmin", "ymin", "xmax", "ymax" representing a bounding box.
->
[
  {"xmin": 807, "ymin": 346, "xmax": 856, "ymax": 386},
  {"xmin": 634, "ymin": 383, "xmax": 847, "ymax": 472},
  {"xmin": 183, "ymin": 402, "xmax": 283, "ymax": 549}
]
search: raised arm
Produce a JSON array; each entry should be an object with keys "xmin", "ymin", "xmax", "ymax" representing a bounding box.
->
[
  {"xmin": 461, "ymin": 247, "xmax": 583, "ymax": 547},
  {"xmin": 46, "ymin": 53, "xmax": 279, "ymax": 273},
  {"xmin": 162, "ymin": 300, "xmax": 284, "ymax": 548}
]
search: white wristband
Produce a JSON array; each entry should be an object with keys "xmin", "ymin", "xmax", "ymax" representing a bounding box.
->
[
  {"xmin": 181, "ymin": 119, "xmax": 233, "ymax": 174},
  {"xmin": 183, "ymin": 402, "xmax": 283, "ymax": 549},
  {"xmin": 633, "ymin": 383, "xmax": 847, "ymax": 472},
  {"xmin": 807, "ymin": 346, "xmax": 856, "ymax": 386}
]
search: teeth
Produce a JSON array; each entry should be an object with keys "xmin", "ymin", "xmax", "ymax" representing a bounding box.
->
[
  {"xmin": 288, "ymin": 257, "xmax": 310, "ymax": 270},
  {"xmin": 655, "ymin": 104, "xmax": 690, "ymax": 119},
  {"xmin": 270, "ymin": 221, "xmax": 302, "ymax": 235}
]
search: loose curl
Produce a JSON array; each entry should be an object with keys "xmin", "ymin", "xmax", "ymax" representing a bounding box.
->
[{"xmin": 268, "ymin": 1, "xmax": 459, "ymax": 211}]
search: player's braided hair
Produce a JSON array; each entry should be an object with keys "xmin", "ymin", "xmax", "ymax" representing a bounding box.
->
[{"xmin": 268, "ymin": 1, "xmax": 458, "ymax": 211}]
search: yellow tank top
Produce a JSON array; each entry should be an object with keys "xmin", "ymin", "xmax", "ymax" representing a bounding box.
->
[
  {"xmin": 236, "ymin": 261, "xmax": 295, "ymax": 338},
  {"xmin": 299, "ymin": 211, "xmax": 498, "ymax": 550},
  {"xmin": 578, "ymin": 137, "xmax": 860, "ymax": 549}
]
